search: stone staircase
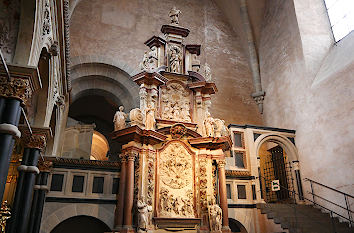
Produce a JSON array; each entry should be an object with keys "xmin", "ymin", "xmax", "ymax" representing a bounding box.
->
[{"xmin": 257, "ymin": 203, "xmax": 354, "ymax": 233}]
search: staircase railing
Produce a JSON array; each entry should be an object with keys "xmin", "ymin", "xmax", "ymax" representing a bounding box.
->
[
  {"xmin": 305, "ymin": 178, "xmax": 354, "ymax": 227},
  {"xmin": 259, "ymin": 175, "xmax": 354, "ymax": 232}
]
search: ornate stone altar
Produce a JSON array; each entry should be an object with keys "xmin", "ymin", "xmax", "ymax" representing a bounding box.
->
[{"xmin": 111, "ymin": 8, "xmax": 231, "ymax": 233}]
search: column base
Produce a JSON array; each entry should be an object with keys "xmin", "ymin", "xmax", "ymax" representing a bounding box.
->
[{"xmin": 221, "ymin": 226, "xmax": 231, "ymax": 233}]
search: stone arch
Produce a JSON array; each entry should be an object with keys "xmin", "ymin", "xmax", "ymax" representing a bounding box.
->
[
  {"xmin": 13, "ymin": 0, "xmax": 57, "ymax": 66},
  {"xmin": 70, "ymin": 55, "xmax": 141, "ymax": 77},
  {"xmin": 40, "ymin": 203, "xmax": 114, "ymax": 233},
  {"xmin": 254, "ymin": 133, "xmax": 301, "ymax": 202},
  {"xmin": 50, "ymin": 215, "xmax": 111, "ymax": 233},
  {"xmin": 227, "ymin": 212, "xmax": 252, "ymax": 233},
  {"xmin": 254, "ymin": 133, "xmax": 299, "ymax": 163},
  {"xmin": 70, "ymin": 61, "xmax": 140, "ymax": 109},
  {"xmin": 229, "ymin": 218, "xmax": 248, "ymax": 233}
]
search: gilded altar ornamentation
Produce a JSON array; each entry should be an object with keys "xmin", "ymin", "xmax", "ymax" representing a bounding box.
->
[
  {"xmin": 0, "ymin": 201, "xmax": 11, "ymax": 233},
  {"xmin": 161, "ymin": 82, "xmax": 191, "ymax": 122},
  {"xmin": 170, "ymin": 123, "xmax": 187, "ymax": 139},
  {"xmin": 160, "ymin": 142, "xmax": 192, "ymax": 189}
]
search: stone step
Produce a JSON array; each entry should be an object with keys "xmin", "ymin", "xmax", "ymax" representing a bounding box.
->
[{"xmin": 258, "ymin": 203, "xmax": 354, "ymax": 233}]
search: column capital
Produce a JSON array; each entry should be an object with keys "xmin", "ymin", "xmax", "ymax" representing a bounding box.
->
[
  {"xmin": 22, "ymin": 134, "xmax": 47, "ymax": 151},
  {"xmin": 119, "ymin": 153, "xmax": 127, "ymax": 163},
  {"xmin": 38, "ymin": 160, "xmax": 53, "ymax": 172},
  {"xmin": 0, "ymin": 76, "xmax": 32, "ymax": 106},
  {"xmin": 126, "ymin": 151, "xmax": 138, "ymax": 161},
  {"xmin": 217, "ymin": 160, "xmax": 226, "ymax": 168}
]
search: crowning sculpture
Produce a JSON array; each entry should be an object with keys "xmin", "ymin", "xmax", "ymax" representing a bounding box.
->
[{"xmin": 111, "ymin": 7, "xmax": 231, "ymax": 233}]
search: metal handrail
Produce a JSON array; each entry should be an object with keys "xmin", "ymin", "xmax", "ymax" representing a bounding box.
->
[
  {"xmin": 305, "ymin": 178, "xmax": 353, "ymax": 227},
  {"xmin": 309, "ymin": 192, "xmax": 354, "ymax": 214},
  {"xmin": 259, "ymin": 176, "xmax": 354, "ymax": 224},
  {"xmin": 305, "ymin": 178, "xmax": 354, "ymax": 199}
]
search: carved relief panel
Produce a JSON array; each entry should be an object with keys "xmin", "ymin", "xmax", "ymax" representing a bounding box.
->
[
  {"xmin": 157, "ymin": 141, "xmax": 195, "ymax": 218},
  {"xmin": 160, "ymin": 81, "xmax": 192, "ymax": 123}
]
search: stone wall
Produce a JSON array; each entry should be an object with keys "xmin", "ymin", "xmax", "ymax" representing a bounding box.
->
[
  {"xmin": 69, "ymin": 0, "xmax": 263, "ymax": 126},
  {"xmin": 259, "ymin": 0, "xmax": 354, "ymax": 211}
]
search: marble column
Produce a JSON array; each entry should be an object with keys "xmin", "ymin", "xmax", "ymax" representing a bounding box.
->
[
  {"xmin": 217, "ymin": 160, "xmax": 230, "ymax": 230},
  {"xmin": 12, "ymin": 134, "xmax": 46, "ymax": 233},
  {"xmin": 7, "ymin": 148, "xmax": 31, "ymax": 233},
  {"xmin": 31, "ymin": 161, "xmax": 52, "ymax": 233},
  {"xmin": 0, "ymin": 77, "xmax": 31, "ymax": 201},
  {"xmin": 115, "ymin": 154, "xmax": 127, "ymax": 228},
  {"xmin": 123, "ymin": 152, "xmax": 136, "ymax": 229}
]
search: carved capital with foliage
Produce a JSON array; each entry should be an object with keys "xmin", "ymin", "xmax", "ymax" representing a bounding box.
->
[
  {"xmin": 0, "ymin": 77, "xmax": 32, "ymax": 106},
  {"xmin": 217, "ymin": 160, "xmax": 226, "ymax": 168},
  {"xmin": 38, "ymin": 160, "xmax": 53, "ymax": 172},
  {"xmin": 22, "ymin": 134, "xmax": 47, "ymax": 151}
]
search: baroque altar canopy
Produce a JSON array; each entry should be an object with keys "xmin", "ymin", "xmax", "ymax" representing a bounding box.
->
[{"xmin": 111, "ymin": 7, "xmax": 231, "ymax": 233}]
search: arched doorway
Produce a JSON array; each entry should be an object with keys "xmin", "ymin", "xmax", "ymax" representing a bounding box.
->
[
  {"xmin": 259, "ymin": 142, "xmax": 293, "ymax": 203},
  {"xmin": 255, "ymin": 134, "xmax": 300, "ymax": 203},
  {"xmin": 229, "ymin": 218, "xmax": 248, "ymax": 233},
  {"xmin": 50, "ymin": 215, "xmax": 111, "ymax": 233},
  {"xmin": 68, "ymin": 89, "xmax": 123, "ymax": 160}
]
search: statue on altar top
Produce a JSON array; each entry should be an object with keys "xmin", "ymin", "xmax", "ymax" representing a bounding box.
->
[{"xmin": 169, "ymin": 6, "xmax": 181, "ymax": 25}]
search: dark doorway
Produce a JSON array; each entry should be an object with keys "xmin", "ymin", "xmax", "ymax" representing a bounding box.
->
[
  {"xmin": 51, "ymin": 215, "xmax": 111, "ymax": 233},
  {"xmin": 260, "ymin": 144, "xmax": 293, "ymax": 203},
  {"xmin": 229, "ymin": 218, "xmax": 248, "ymax": 233}
]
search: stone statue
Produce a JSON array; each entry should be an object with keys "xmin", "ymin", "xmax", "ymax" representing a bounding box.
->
[
  {"xmin": 204, "ymin": 112, "xmax": 215, "ymax": 137},
  {"xmin": 205, "ymin": 63, "xmax": 212, "ymax": 81},
  {"xmin": 208, "ymin": 198, "xmax": 222, "ymax": 232},
  {"xmin": 145, "ymin": 104, "xmax": 156, "ymax": 130},
  {"xmin": 129, "ymin": 108, "xmax": 143, "ymax": 127},
  {"xmin": 192, "ymin": 54, "xmax": 201, "ymax": 72},
  {"xmin": 169, "ymin": 45, "xmax": 182, "ymax": 73},
  {"xmin": 140, "ymin": 47, "xmax": 158, "ymax": 71},
  {"xmin": 137, "ymin": 196, "xmax": 152, "ymax": 232},
  {"xmin": 140, "ymin": 51, "xmax": 149, "ymax": 71},
  {"xmin": 139, "ymin": 85, "xmax": 148, "ymax": 113},
  {"xmin": 113, "ymin": 106, "xmax": 127, "ymax": 131},
  {"xmin": 214, "ymin": 118, "xmax": 229, "ymax": 137},
  {"xmin": 169, "ymin": 7, "xmax": 181, "ymax": 25}
]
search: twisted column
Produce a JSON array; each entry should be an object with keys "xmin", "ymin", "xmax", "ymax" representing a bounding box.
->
[
  {"xmin": 115, "ymin": 154, "xmax": 127, "ymax": 228},
  {"xmin": 123, "ymin": 152, "xmax": 137, "ymax": 229},
  {"xmin": 217, "ymin": 160, "xmax": 230, "ymax": 230}
]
